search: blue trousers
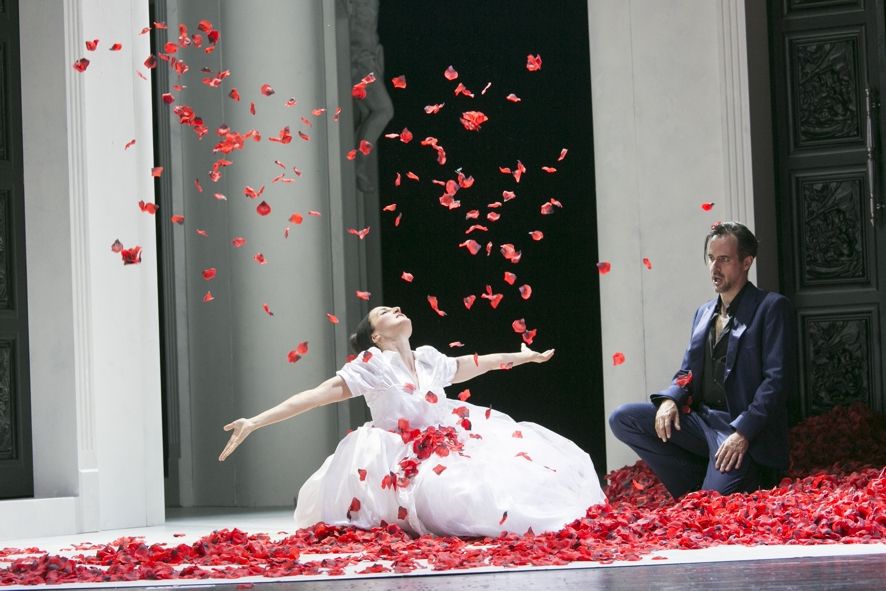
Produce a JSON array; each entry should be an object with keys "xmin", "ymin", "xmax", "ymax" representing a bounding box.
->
[{"xmin": 609, "ymin": 402, "xmax": 769, "ymax": 499}]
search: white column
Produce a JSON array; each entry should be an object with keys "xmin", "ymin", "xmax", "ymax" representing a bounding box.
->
[
  {"xmin": 0, "ymin": 0, "xmax": 163, "ymax": 539},
  {"xmin": 171, "ymin": 0, "xmax": 358, "ymax": 507},
  {"xmin": 588, "ymin": 0, "xmax": 758, "ymax": 472}
]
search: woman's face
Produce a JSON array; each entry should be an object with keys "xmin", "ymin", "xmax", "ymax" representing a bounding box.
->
[{"xmin": 369, "ymin": 306, "xmax": 412, "ymax": 346}]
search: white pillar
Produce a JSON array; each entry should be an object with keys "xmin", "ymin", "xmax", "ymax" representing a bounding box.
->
[
  {"xmin": 170, "ymin": 0, "xmax": 359, "ymax": 507},
  {"xmin": 588, "ymin": 0, "xmax": 757, "ymax": 472},
  {"xmin": 0, "ymin": 0, "xmax": 163, "ymax": 539}
]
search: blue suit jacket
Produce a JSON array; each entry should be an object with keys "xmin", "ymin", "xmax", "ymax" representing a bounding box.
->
[{"xmin": 651, "ymin": 283, "xmax": 797, "ymax": 470}]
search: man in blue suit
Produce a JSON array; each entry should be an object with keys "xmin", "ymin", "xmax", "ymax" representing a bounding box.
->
[{"xmin": 609, "ymin": 222, "xmax": 797, "ymax": 498}]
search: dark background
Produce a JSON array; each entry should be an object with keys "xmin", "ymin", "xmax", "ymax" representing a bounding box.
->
[{"xmin": 376, "ymin": 0, "xmax": 606, "ymax": 473}]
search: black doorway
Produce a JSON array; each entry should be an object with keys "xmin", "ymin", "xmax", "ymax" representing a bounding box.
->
[
  {"xmin": 377, "ymin": 1, "xmax": 605, "ymax": 472},
  {"xmin": 0, "ymin": 0, "xmax": 34, "ymax": 499}
]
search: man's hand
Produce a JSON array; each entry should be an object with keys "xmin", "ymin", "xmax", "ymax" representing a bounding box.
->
[
  {"xmin": 714, "ymin": 431, "xmax": 749, "ymax": 472},
  {"xmin": 654, "ymin": 399, "xmax": 680, "ymax": 442}
]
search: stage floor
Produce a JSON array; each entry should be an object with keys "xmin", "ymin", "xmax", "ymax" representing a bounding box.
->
[{"xmin": 2, "ymin": 507, "xmax": 885, "ymax": 589}]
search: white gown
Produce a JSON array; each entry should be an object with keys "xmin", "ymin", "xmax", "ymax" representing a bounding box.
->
[{"xmin": 294, "ymin": 345, "xmax": 605, "ymax": 537}]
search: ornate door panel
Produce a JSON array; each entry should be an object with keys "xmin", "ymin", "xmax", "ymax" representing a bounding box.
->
[
  {"xmin": 0, "ymin": 0, "xmax": 33, "ymax": 498},
  {"xmin": 770, "ymin": 0, "xmax": 886, "ymax": 420}
]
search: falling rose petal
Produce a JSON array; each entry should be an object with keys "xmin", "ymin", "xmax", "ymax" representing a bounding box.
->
[
  {"xmin": 612, "ymin": 351, "xmax": 626, "ymax": 366},
  {"xmin": 391, "ymin": 74, "xmax": 407, "ymax": 89},
  {"xmin": 202, "ymin": 290, "xmax": 214, "ymax": 302},
  {"xmin": 427, "ymin": 295, "xmax": 447, "ymax": 317},
  {"xmin": 522, "ymin": 329, "xmax": 537, "ymax": 345},
  {"xmin": 298, "ymin": 131, "xmax": 310, "ymax": 142},
  {"xmin": 151, "ymin": 166, "xmax": 164, "ymax": 177},
  {"xmin": 358, "ymin": 139, "xmax": 373, "ymax": 155},
  {"xmin": 249, "ymin": 101, "xmax": 256, "ymax": 115},
  {"xmin": 643, "ymin": 257, "xmax": 653, "ymax": 270},
  {"xmin": 289, "ymin": 212, "xmax": 304, "ymax": 224},
  {"xmin": 231, "ymin": 236, "xmax": 246, "ymax": 248},
  {"xmin": 406, "ymin": 171, "xmax": 420, "ymax": 181},
  {"xmin": 326, "ymin": 313, "xmax": 339, "ymax": 324},
  {"xmin": 308, "ymin": 210, "xmax": 321, "ymax": 216},
  {"xmin": 196, "ymin": 229, "xmax": 208, "ymax": 237},
  {"xmin": 500, "ymin": 243, "xmax": 522, "ymax": 264},
  {"xmin": 432, "ymin": 464, "xmax": 446, "ymax": 475},
  {"xmin": 519, "ymin": 284, "xmax": 532, "ymax": 300},
  {"xmin": 256, "ymin": 201, "xmax": 271, "ymax": 216},
  {"xmin": 449, "ymin": 341, "xmax": 464, "ymax": 348},
  {"xmin": 401, "ymin": 271, "xmax": 414, "ymax": 283},
  {"xmin": 506, "ymin": 93, "xmax": 521, "ymax": 103},
  {"xmin": 444, "ymin": 65, "xmax": 459, "ymax": 80},
  {"xmin": 403, "ymin": 383, "xmax": 416, "ymax": 394},
  {"xmin": 424, "ymin": 103, "xmax": 445, "ymax": 114},
  {"xmin": 597, "ymin": 261, "xmax": 612, "ymax": 274},
  {"xmin": 287, "ymin": 341, "xmax": 309, "ymax": 363},
  {"xmin": 459, "ymin": 240, "xmax": 481, "ymax": 255},
  {"xmin": 512, "ymin": 318, "xmax": 527, "ymax": 333},
  {"xmin": 311, "ymin": 107, "xmax": 327, "ymax": 116},
  {"xmin": 701, "ymin": 201, "xmax": 715, "ymax": 211},
  {"xmin": 460, "ymin": 111, "xmax": 489, "ymax": 131},
  {"xmin": 194, "ymin": 178, "xmax": 203, "ymax": 193},
  {"xmin": 399, "ymin": 128, "xmax": 413, "ymax": 143},
  {"xmin": 346, "ymin": 149, "xmax": 357, "ymax": 161},
  {"xmin": 526, "ymin": 54, "xmax": 543, "ymax": 71},
  {"xmin": 504, "ymin": 272, "xmax": 517, "ymax": 285},
  {"xmin": 228, "ymin": 88, "xmax": 241, "ymax": 102},
  {"xmin": 262, "ymin": 303, "xmax": 274, "ymax": 316},
  {"xmin": 425, "ymin": 392, "xmax": 438, "ymax": 403},
  {"xmin": 558, "ymin": 148, "xmax": 568, "ymax": 161},
  {"xmin": 481, "ymin": 82, "xmax": 492, "ymax": 94},
  {"xmin": 463, "ymin": 295, "xmax": 476, "ymax": 309},
  {"xmin": 356, "ymin": 290, "xmax": 371, "ymax": 301},
  {"xmin": 473, "ymin": 352, "xmax": 479, "ymax": 366},
  {"xmin": 398, "ymin": 506, "xmax": 408, "ymax": 520},
  {"xmin": 486, "ymin": 211, "xmax": 501, "ymax": 222},
  {"xmin": 73, "ymin": 58, "xmax": 90, "ymax": 72},
  {"xmin": 170, "ymin": 214, "xmax": 185, "ymax": 225},
  {"xmin": 144, "ymin": 55, "xmax": 157, "ymax": 69},
  {"xmin": 137, "ymin": 200, "xmax": 158, "ymax": 214},
  {"xmin": 454, "ymin": 82, "xmax": 474, "ymax": 98},
  {"xmin": 541, "ymin": 166, "xmax": 557, "ymax": 173},
  {"xmin": 382, "ymin": 203, "xmax": 397, "ymax": 212},
  {"xmin": 347, "ymin": 227, "xmax": 371, "ymax": 240},
  {"xmin": 111, "ymin": 239, "xmax": 125, "ymax": 254},
  {"xmin": 499, "ymin": 511, "xmax": 509, "ymax": 525},
  {"xmin": 124, "ymin": 138, "xmax": 136, "ymax": 150},
  {"xmin": 457, "ymin": 389, "xmax": 471, "ymax": 402},
  {"xmin": 528, "ymin": 231, "xmax": 544, "ymax": 241},
  {"xmin": 202, "ymin": 267, "xmax": 217, "ymax": 281},
  {"xmin": 253, "ymin": 253, "xmax": 267, "ymax": 265},
  {"xmin": 212, "ymin": 193, "xmax": 227, "ymax": 201},
  {"xmin": 110, "ymin": 42, "xmax": 123, "ymax": 51},
  {"xmin": 260, "ymin": 83, "xmax": 275, "ymax": 96}
]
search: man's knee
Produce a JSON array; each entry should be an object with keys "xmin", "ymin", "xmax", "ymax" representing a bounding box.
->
[{"xmin": 609, "ymin": 402, "xmax": 654, "ymax": 440}]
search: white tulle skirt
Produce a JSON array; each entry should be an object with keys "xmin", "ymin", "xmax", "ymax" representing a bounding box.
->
[{"xmin": 294, "ymin": 403, "xmax": 605, "ymax": 538}]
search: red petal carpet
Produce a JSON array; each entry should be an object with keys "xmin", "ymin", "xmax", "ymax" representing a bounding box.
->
[{"xmin": 2, "ymin": 405, "xmax": 884, "ymax": 586}]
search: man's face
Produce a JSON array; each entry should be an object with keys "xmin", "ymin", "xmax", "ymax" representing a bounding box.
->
[{"xmin": 706, "ymin": 234, "xmax": 752, "ymax": 297}]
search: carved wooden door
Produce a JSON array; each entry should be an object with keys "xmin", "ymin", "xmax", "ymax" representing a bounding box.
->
[
  {"xmin": 769, "ymin": 0, "xmax": 886, "ymax": 420},
  {"xmin": 0, "ymin": 0, "xmax": 33, "ymax": 499}
]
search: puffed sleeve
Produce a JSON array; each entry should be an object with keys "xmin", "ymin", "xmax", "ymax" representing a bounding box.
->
[
  {"xmin": 415, "ymin": 345, "xmax": 458, "ymax": 388},
  {"xmin": 336, "ymin": 347, "xmax": 389, "ymax": 399}
]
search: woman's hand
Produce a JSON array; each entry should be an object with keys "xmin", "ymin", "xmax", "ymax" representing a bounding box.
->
[
  {"xmin": 521, "ymin": 343, "xmax": 555, "ymax": 363},
  {"xmin": 219, "ymin": 418, "xmax": 257, "ymax": 461}
]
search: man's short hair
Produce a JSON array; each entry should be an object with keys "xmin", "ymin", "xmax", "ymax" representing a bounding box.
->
[{"xmin": 704, "ymin": 221, "xmax": 758, "ymax": 261}]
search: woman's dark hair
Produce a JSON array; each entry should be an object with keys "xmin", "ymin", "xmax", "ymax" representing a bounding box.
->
[
  {"xmin": 704, "ymin": 221, "xmax": 758, "ymax": 261},
  {"xmin": 349, "ymin": 312, "xmax": 375, "ymax": 354}
]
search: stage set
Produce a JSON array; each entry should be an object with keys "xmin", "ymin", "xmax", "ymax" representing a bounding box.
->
[{"xmin": 1, "ymin": 0, "xmax": 885, "ymax": 589}]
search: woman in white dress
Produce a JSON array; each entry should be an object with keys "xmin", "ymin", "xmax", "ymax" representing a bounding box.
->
[{"xmin": 219, "ymin": 306, "xmax": 605, "ymax": 537}]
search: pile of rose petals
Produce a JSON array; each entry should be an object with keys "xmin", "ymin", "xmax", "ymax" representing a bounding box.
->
[{"xmin": 2, "ymin": 404, "xmax": 884, "ymax": 585}]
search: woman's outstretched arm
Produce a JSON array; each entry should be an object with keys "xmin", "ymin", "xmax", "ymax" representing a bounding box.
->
[
  {"xmin": 451, "ymin": 343, "xmax": 554, "ymax": 384},
  {"xmin": 218, "ymin": 375, "xmax": 351, "ymax": 461}
]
